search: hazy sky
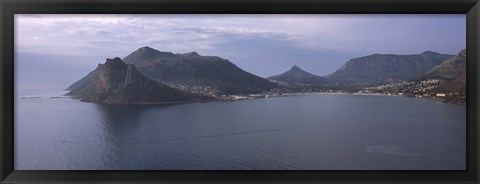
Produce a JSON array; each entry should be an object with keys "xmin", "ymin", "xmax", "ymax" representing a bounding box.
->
[{"xmin": 15, "ymin": 14, "xmax": 466, "ymax": 81}]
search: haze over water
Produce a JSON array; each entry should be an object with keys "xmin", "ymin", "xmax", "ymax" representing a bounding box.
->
[{"xmin": 15, "ymin": 88, "xmax": 466, "ymax": 170}]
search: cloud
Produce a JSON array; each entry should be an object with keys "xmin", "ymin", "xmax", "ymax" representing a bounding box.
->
[
  {"xmin": 15, "ymin": 14, "xmax": 466, "ymax": 76},
  {"xmin": 16, "ymin": 14, "xmax": 466, "ymax": 55}
]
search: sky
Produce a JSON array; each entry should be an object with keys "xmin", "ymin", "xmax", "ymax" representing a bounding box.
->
[{"xmin": 15, "ymin": 14, "xmax": 466, "ymax": 87}]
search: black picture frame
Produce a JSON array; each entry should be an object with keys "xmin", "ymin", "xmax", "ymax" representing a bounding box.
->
[{"xmin": 1, "ymin": 0, "xmax": 479, "ymax": 183}]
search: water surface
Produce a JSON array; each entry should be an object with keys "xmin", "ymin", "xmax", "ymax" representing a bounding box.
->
[{"xmin": 15, "ymin": 90, "xmax": 466, "ymax": 170}]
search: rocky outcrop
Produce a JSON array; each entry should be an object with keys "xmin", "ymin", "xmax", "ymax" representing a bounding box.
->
[{"xmin": 66, "ymin": 57, "xmax": 208, "ymax": 104}]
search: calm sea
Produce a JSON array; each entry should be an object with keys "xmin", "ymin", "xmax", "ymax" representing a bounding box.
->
[{"xmin": 14, "ymin": 88, "xmax": 466, "ymax": 170}]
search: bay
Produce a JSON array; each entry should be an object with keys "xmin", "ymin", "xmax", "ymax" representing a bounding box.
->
[{"xmin": 15, "ymin": 92, "xmax": 466, "ymax": 170}]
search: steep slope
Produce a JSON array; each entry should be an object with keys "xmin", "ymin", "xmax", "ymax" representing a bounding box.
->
[
  {"xmin": 327, "ymin": 51, "xmax": 453, "ymax": 85},
  {"xmin": 122, "ymin": 46, "xmax": 277, "ymax": 95},
  {"xmin": 66, "ymin": 58, "xmax": 206, "ymax": 104},
  {"xmin": 424, "ymin": 49, "xmax": 467, "ymax": 94},
  {"xmin": 432, "ymin": 73, "xmax": 466, "ymax": 93},
  {"xmin": 268, "ymin": 65, "xmax": 331, "ymax": 87},
  {"xmin": 421, "ymin": 49, "xmax": 466, "ymax": 80}
]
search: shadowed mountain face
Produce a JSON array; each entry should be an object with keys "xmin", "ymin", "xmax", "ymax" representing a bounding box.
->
[
  {"xmin": 327, "ymin": 51, "xmax": 453, "ymax": 85},
  {"xmin": 433, "ymin": 73, "xmax": 466, "ymax": 93},
  {"xmin": 268, "ymin": 65, "xmax": 331, "ymax": 87},
  {"xmin": 421, "ymin": 49, "xmax": 466, "ymax": 80},
  {"xmin": 424, "ymin": 49, "xmax": 466, "ymax": 94},
  {"xmin": 66, "ymin": 58, "xmax": 204, "ymax": 104},
  {"xmin": 122, "ymin": 46, "xmax": 277, "ymax": 95}
]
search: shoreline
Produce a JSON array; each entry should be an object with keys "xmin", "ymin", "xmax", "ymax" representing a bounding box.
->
[
  {"xmin": 21, "ymin": 91, "xmax": 464, "ymax": 105},
  {"xmin": 279, "ymin": 91, "xmax": 401, "ymax": 97},
  {"xmin": 255, "ymin": 92, "xmax": 464, "ymax": 105}
]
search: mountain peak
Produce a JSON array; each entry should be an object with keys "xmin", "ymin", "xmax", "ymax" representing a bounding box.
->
[
  {"xmin": 138, "ymin": 46, "xmax": 157, "ymax": 51},
  {"xmin": 267, "ymin": 65, "xmax": 330, "ymax": 87},
  {"xmin": 134, "ymin": 46, "xmax": 163, "ymax": 55},
  {"xmin": 286, "ymin": 65, "xmax": 308, "ymax": 74},
  {"xmin": 123, "ymin": 46, "xmax": 175, "ymax": 63},
  {"xmin": 291, "ymin": 65, "xmax": 301, "ymax": 70},
  {"xmin": 273, "ymin": 65, "xmax": 318, "ymax": 77},
  {"xmin": 131, "ymin": 46, "xmax": 162, "ymax": 56},
  {"xmin": 183, "ymin": 52, "xmax": 200, "ymax": 57},
  {"xmin": 105, "ymin": 57, "xmax": 123, "ymax": 63},
  {"xmin": 102, "ymin": 57, "xmax": 126, "ymax": 68},
  {"xmin": 421, "ymin": 51, "xmax": 440, "ymax": 55}
]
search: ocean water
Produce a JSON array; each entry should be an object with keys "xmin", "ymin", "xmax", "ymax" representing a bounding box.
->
[{"xmin": 14, "ymin": 88, "xmax": 466, "ymax": 170}]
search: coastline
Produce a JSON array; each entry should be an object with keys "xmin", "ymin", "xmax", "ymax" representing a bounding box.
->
[
  {"xmin": 32, "ymin": 90, "xmax": 463, "ymax": 105},
  {"xmin": 265, "ymin": 92, "xmax": 464, "ymax": 104}
]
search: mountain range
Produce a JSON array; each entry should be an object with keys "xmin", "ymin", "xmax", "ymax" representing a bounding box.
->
[
  {"xmin": 326, "ymin": 51, "xmax": 453, "ymax": 86},
  {"xmin": 67, "ymin": 46, "xmax": 465, "ymax": 104}
]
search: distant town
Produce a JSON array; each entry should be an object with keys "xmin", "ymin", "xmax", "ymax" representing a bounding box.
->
[{"xmin": 177, "ymin": 78, "xmax": 464, "ymax": 104}]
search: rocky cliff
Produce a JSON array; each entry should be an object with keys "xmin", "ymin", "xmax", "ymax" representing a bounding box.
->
[{"xmin": 66, "ymin": 58, "xmax": 207, "ymax": 104}]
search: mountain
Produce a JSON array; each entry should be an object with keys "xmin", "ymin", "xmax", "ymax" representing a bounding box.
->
[
  {"xmin": 421, "ymin": 49, "xmax": 466, "ymax": 80},
  {"xmin": 433, "ymin": 73, "xmax": 466, "ymax": 93},
  {"xmin": 359, "ymin": 49, "xmax": 466, "ymax": 103},
  {"xmin": 326, "ymin": 51, "xmax": 453, "ymax": 86},
  {"xmin": 122, "ymin": 46, "xmax": 277, "ymax": 95},
  {"xmin": 123, "ymin": 46, "xmax": 177, "ymax": 64},
  {"xmin": 268, "ymin": 65, "xmax": 331, "ymax": 88},
  {"xmin": 423, "ymin": 49, "xmax": 466, "ymax": 94},
  {"xmin": 429, "ymin": 71, "xmax": 466, "ymax": 104},
  {"xmin": 66, "ymin": 58, "xmax": 207, "ymax": 104}
]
